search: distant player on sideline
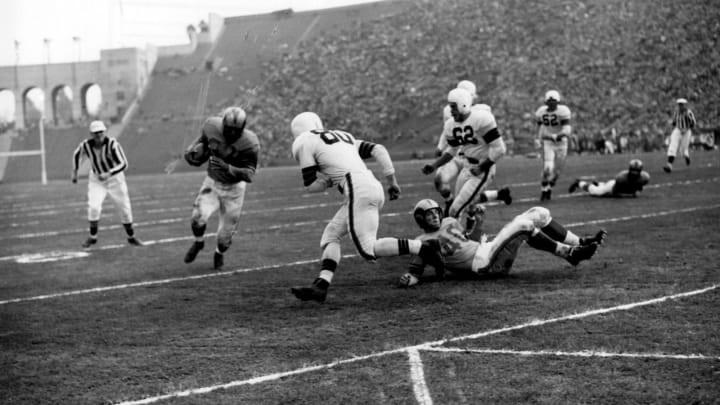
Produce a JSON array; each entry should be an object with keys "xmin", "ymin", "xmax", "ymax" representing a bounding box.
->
[
  {"xmin": 569, "ymin": 159, "xmax": 650, "ymax": 198},
  {"xmin": 71, "ymin": 120, "xmax": 143, "ymax": 248},
  {"xmin": 423, "ymin": 88, "xmax": 511, "ymax": 232},
  {"xmin": 663, "ymin": 98, "xmax": 696, "ymax": 173},
  {"xmin": 534, "ymin": 90, "xmax": 572, "ymax": 201},
  {"xmin": 183, "ymin": 106, "xmax": 260, "ymax": 270},
  {"xmin": 398, "ymin": 200, "xmax": 606, "ymax": 287},
  {"xmin": 434, "ymin": 80, "xmax": 492, "ymax": 213},
  {"xmin": 289, "ymin": 112, "xmax": 444, "ymax": 302}
]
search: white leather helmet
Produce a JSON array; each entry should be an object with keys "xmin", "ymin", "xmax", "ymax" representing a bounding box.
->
[{"xmin": 290, "ymin": 112, "xmax": 323, "ymax": 138}]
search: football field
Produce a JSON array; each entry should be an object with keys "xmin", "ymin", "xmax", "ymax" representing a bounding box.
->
[{"xmin": 1, "ymin": 150, "xmax": 719, "ymax": 404}]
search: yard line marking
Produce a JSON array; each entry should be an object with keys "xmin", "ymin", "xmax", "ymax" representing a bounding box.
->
[
  {"xmin": 112, "ymin": 284, "xmax": 718, "ymax": 405},
  {"xmin": 408, "ymin": 348, "xmax": 434, "ymax": 405},
  {"xmin": 2, "ymin": 203, "xmax": 718, "ymax": 263},
  {"xmin": 3, "ymin": 176, "xmax": 716, "ymax": 222},
  {"xmin": 3, "ymin": 176, "xmax": 719, "ymax": 241},
  {"xmin": 422, "ymin": 347, "xmax": 720, "ymax": 360}
]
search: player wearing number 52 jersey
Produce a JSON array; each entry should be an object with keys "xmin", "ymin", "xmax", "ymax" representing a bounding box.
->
[
  {"xmin": 535, "ymin": 90, "xmax": 572, "ymax": 201},
  {"xmin": 289, "ymin": 112, "xmax": 444, "ymax": 302},
  {"xmin": 423, "ymin": 88, "xmax": 510, "ymax": 230},
  {"xmin": 397, "ymin": 200, "xmax": 605, "ymax": 287}
]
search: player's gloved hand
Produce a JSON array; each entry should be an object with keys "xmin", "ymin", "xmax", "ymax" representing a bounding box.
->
[
  {"xmin": 398, "ymin": 273, "xmax": 419, "ymax": 287},
  {"xmin": 421, "ymin": 164, "xmax": 435, "ymax": 175},
  {"xmin": 209, "ymin": 156, "xmax": 229, "ymax": 171},
  {"xmin": 388, "ymin": 183, "xmax": 401, "ymax": 200},
  {"xmin": 434, "ymin": 149, "xmax": 443, "ymax": 157}
]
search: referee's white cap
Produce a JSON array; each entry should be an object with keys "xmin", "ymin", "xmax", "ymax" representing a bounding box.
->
[
  {"xmin": 89, "ymin": 120, "xmax": 107, "ymax": 132},
  {"xmin": 676, "ymin": 98, "xmax": 688, "ymax": 104}
]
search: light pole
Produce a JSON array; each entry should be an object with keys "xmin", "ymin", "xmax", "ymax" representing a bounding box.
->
[
  {"xmin": 43, "ymin": 38, "xmax": 51, "ymax": 125},
  {"xmin": 13, "ymin": 40, "xmax": 20, "ymax": 91}
]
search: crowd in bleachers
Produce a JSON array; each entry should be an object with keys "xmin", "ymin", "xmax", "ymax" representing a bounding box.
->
[{"xmin": 225, "ymin": 0, "xmax": 718, "ymax": 164}]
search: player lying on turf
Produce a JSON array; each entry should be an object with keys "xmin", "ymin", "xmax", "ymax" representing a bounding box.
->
[
  {"xmin": 398, "ymin": 199, "xmax": 607, "ymax": 287},
  {"xmin": 568, "ymin": 159, "xmax": 650, "ymax": 198}
]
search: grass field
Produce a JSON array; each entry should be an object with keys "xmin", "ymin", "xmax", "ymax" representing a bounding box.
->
[{"xmin": 1, "ymin": 150, "xmax": 719, "ymax": 404}]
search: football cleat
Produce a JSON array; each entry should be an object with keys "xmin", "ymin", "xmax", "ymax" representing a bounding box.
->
[
  {"xmin": 663, "ymin": 163, "xmax": 672, "ymax": 173},
  {"xmin": 497, "ymin": 187, "xmax": 512, "ymax": 205},
  {"xmin": 184, "ymin": 240, "xmax": 205, "ymax": 263},
  {"xmin": 81, "ymin": 237, "xmax": 97, "ymax": 248},
  {"xmin": 127, "ymin": 237, "xmax": 144, "ymax": 246},
  {"xmin": 566, "ymin": 242, "xmax": 599, "ymax": 266},
  {"xmin": 581, "ymin": 229, "xmax": 607, "ymax": 246},
  {"xmin": 213, "ymin": 251, "xmax": 224, "ymax": 270},
  {"xmin": 291, "ymin": 278, "xmax": 328, "ymax": 302},
  {"xmin": 685, "ymin": 156, "xmax": 691, "ymax": 166},
  {"xmin": 418, "ymin": 239, "xmax": 445, "ymax": 277},
  {"xmin": 540, "ymin": 189, "xmax": 552, "ymax": 202},
  {"xmin": 568, "ymin": 179, "xmax": 581, "ymax": 193}
]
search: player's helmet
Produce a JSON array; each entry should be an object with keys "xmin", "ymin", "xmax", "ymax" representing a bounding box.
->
[
  {"xmin": 221, "ymin": 107, "xmax": 247, "ymax": 139},
  {"xmin": 413, "ymin": 199, "xmax": 443, "ymax": 232},
  {"xmin": 545, "ymin": 90, "xmax": 561, "ymax": 102},
  {"xmin": 447, "ymin": 88, "xmax": 472, "ymax": 119},
  {"xmin": 456, "ymin": 80, "xmax": 477, "ymax": 101},
  {"xmin": 291, "ymin": 112, "xmax": 323, "ymax": 138},
  {"xmin": 628, "ymin": 159, "xmax": 643, "ymax": 173}
]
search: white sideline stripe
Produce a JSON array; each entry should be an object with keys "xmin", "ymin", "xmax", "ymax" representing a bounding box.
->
[
  {"xmin": 1, "ymin": 203, "xmax": 717, "ymax": 263},
  {"xmin": 407, "ymin": 348, "xmax": 434, "ymax": 405},
  {"xmin": 113, "ymin": 285, "xmax": 718, "ymax": 405},
  {"xmin": 423, "ymin": 347, "xmax": 720, "ymax": 360}
]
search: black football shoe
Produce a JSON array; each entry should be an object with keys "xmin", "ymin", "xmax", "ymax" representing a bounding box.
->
[
  {"xmin": 213, "ymin": 251, "xmax": 224, "ymax": 270},
  {"xmin": 580, "ymin": 230, "xmax": 607, "ymax": 246},
  {"xmin": 127, "ymin": 237, "xmax": 144, "ymax": 247},
  {"xmin": 568, "ymin": 179, "xmax": 581, "ymax": 193},
  {"xmin": 291, "ymin": 278, "xmax": 328, "ymax": 302},
  {"xmin": 566, "ymin": 242, "xmax": 599, "ymax": 266},
  {"xmin": 81, "ymin": 237, "xmax": 97, "ymax": 248},
  {"xmin": 184, "ymin": 240, "xmax": 204, "ymax": 263},
  {"xmin": 497, "ymin": 187, "xmax": 512, "ymax": 205}
]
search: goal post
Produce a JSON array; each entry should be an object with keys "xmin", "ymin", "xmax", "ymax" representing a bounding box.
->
[{"xmin": 0, "ymin": 117, "xmax": 47, "ymax": 184}]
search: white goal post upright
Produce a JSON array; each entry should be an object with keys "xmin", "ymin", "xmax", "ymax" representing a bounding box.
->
[{"xmin": 0, "ymin": 117, "xmax": 47, "ymax": 185}]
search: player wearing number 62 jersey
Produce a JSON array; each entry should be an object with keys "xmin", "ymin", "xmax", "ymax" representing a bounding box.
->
[
  {"xmin": 288, "ymin": 112, "xmax": 444, "ymax": 302},
  {"xmin": 397, "ymin": 200, "xmax": 605, "ymax": 287},
  {"xmin": 422, "ymin": 88, "xmax": 509, "ymax": 230}
]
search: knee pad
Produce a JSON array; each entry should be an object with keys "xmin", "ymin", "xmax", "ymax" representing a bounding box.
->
[
  {"xmin": 320, "ymin": 221, "xmax": 345, "ymax": 249},
  {"xmin": 521, "ymin": 207, "xmax": 552, "ymax": 228}
]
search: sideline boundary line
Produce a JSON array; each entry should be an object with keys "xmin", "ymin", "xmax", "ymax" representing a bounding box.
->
[
  {"xmin": 2, "ymin": 204, "xmax": 719, "ymax": 305},
  {"xmin": 114, "ymin": 284, "xmax": 718, "ymax": 405}
]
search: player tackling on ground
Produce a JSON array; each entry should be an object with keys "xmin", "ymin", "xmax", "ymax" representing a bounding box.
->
[
  {"xmin": 398, "ymin": 200, "xmax": 606, "ymax": 286},
  {"xmin": 569, "ymin": 159, "xmax": 650, "ymax": 198},
  {"xmin": 289, "ymin": 112, "xmax": 444, "ymax": 302}
]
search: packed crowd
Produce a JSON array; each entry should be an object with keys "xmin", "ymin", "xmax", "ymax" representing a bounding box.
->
[{"xmin": 229, "ymin": 0, "xmax": 718, "ymax": 163}]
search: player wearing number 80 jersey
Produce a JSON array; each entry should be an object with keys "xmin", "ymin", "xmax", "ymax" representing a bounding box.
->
[{"xmin": 289, "ymin": 112, "xmax": 444, "ymax": 302}]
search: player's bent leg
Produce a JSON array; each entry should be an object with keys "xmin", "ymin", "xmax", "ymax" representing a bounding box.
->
[{"xmin": 474, "ymin": 232, "xmax": 530, "ymax": 276}]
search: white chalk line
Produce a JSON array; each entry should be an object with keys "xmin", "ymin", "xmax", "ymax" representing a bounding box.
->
[
  {"xmin": 2, "ymin": 204, "xmax": 719, "ymax": 302},
  {"xmin": 407, "ymin": 348, "xmax": 434, "ymax": 405},
  {"xmin": 114, "ymin": 284, "xmax": 718, "ymax": 405},
  {"xmin": 422, "ymin": 347, "xmax": 720, "ymax": 360},
  {"xmin": 2, "ymin": 176, "xmax": 718, "ymax": 243}
]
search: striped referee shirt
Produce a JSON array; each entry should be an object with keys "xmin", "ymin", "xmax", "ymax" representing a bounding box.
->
[
  {"xmin": 672, "ymin": 108, "xmax": 696, "ymax": 131},
  {"xmin": 72, "ymin": 137, "xmax": 128, "ymax": 176}
]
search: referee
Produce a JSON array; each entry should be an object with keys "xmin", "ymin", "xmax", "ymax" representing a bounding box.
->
[
  {"xmin": 71, "ymin": 120, "xmax": 143, "ymax": 248},
  {"xmin": 663, "ymin": 98, "xmax": 696, "ymax": 173}
]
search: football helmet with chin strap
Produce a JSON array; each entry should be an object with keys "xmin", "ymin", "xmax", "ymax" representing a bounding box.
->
[
  {"xmin": 290, "ymin": 112, "xmax": 323, "ymax": 138},
  {"xmin": 456, "ymin": 80, "xmax": 477, "ymax": 101},
  {"xmin": 447, "ymin": 88, "xmax": 473, "ymax": 121},
  {"xmin": 413, "ymin": 199, "xmax": 443, "ymax": 232}
]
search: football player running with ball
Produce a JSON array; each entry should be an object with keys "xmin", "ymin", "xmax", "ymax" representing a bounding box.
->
[
  {"xmin": 183, "ymin": 107, "xmax": 260, "ymax": 270},
  {"xmin": 289, "ymin": 112, "xmax": 444, "ymax": 302},
  {"xmin": 398, "ymin": 200, "xmax": 606, "ymax": 287},
  {"xmin": 568, "ymin": 159, "xmax": 650, "ymax": 198},
  {"xmin": 422, "ymin": 88, "xmax": 512, "ymax": 233},
  {"xmin": 534, "ymin": 90, "xmax": 572, "ymax": 202}
]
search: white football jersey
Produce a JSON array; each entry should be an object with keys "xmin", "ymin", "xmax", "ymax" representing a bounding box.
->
[
  {"xmin": 291, "ymin": 129, "xmax": 373, "ymax": 186},
  {"xmin": 438, "ymin": 104, "xmax": 493, "ymax": 152},
  {"xmin": 440, "ymin": 106, "xmax": 498, "ymax": 161},
  {"xmin": 535, "ymin": 104, "xmax": 571, "ymax": 138}
]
